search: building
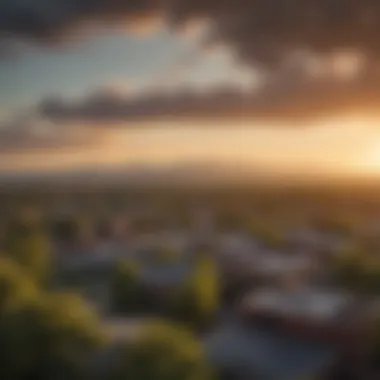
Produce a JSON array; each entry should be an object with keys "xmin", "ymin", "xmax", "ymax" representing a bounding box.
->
[
  {"xmin": 189, "ymin": 208, "xmax": 217, "ymax": 252},
  {"xmin": 205, "ymin": 322, "xmax": 337, "ymax": 380},
  {"xmin": 216, "ymin": 233, "xmax": 318, "ymax": 287},
  {"xmin": 255, "ymin": 250, "xmax": 319, "ymax": 286},
  {"xmin": 239, "ymin": 286, "xmax": 374, "ymax": 376}
]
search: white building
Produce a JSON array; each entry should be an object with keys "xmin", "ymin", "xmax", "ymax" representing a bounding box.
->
[
  {"xmin": 216, "ymin": 233, "xmax": 318, "ymax": 285},
  {"xmin": 240, "ymin": 286, "xmax": 353, "ymax": 324}
]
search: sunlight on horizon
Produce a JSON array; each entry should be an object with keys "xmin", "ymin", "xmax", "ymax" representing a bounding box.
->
[{"xmin": 2, "ymin": 115, "xmax": 380, "ymax": 178}]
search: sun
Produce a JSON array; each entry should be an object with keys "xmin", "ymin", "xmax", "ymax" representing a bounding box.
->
[{"xmin": 356, "ymin": 144, "xmax": 380, "ymax": 176}]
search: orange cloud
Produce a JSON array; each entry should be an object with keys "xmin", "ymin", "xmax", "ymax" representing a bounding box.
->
[{"xmin": 124, "ymin": 13, "xmax": 165, "ymax": 36}]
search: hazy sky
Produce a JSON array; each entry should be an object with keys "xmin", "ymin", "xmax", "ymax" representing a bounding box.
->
[{"xmin": 2, "ymin": 2, "xmax": 380, "ymax": 178}]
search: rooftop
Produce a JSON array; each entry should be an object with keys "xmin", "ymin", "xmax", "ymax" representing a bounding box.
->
[
  {"xmin": 256, "ymin": 251, "xmax": 315, "ymax": 277},
  {"xmin": 140, "ymin": 262, "xmax": 192, "ymax": 288},
  {"xmin": 205, "ymin": 323, "xmax": 337, "ymax": 380},
  {"xmin": 242, "ymin": 287, "xmax": 353, "ymax": 322}
]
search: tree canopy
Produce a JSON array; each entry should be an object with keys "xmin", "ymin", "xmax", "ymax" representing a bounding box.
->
[
  {"xmin": 3, "ymin": 216, "xmax": 51, "ymax": 286},
  {"xmin": 173, "ymin": 257, "xmax": 220, "ymax": 328},
  {"xmin": 0, "ymin": 291, "xmax": 105, "ymax": 380},
  {"xmin": 110, "ymin": 259, "xmax": 141, "ymax": 314},
  {"xmin": 114, "ymin": 320, "xmax": 213, "ymax": 380},
  {"xmin": 0, "ymin": 256, "xmax": 105, "ymax": 380},
  {"xmin": 0, "ymin": 257, "xmax": 38, "ymax": 315}
]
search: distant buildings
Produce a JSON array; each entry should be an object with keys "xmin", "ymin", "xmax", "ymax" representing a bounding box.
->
[
  {"xmin": 53, "ymin": 216, "xmax": 380, "ymax": 380},
  {"xmin": 216, "ymin": 232, "xmax": 320, "ymax": 289}
]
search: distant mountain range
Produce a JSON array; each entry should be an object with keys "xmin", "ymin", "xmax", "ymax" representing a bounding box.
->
[
  {"xmin": 0, "ymin": 162, "xmax": 258, "ymax": 187},
  {"xmin": 0, "ymin": 161, "xmax": 378, "ymax": 190}
]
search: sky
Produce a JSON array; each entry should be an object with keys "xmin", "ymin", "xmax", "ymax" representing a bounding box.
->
[{"xmin": 2, "ymin": 1, "xmax": 380, "ymax": 180}]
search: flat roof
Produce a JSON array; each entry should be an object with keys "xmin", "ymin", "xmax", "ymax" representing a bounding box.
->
[
  {"xmin": 243, "ymin": 287, "xmax": 352, "ymax": 321},
  {"xmin": 140, "ymin": 262, "xmax": 191, "ymax": 287},
  {"xmin": 256, "ymin": 251, "xmax": 314, "ymax": 276},
  {"xmin": 205, "ymin": 323, "xmax": 337, "ymax": 380}
]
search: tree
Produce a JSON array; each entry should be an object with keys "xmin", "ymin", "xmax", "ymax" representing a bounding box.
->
[
  {"xmin": 0, "ymin": 257, "xmax": 105, "ymax": 379},
  {"xmin": 156, "ymin": 246, "xmax": 180, "ymax": 265},
  {"xmin": 114, "ymin": 320, "xmax": 213, "ymax": 380},
  {"xmin": 173, "ymin": 257, "xmax": 220, "ymax": 328},
  {"xmin": 0, "ymin": 257, "xmax": 38, "ymax": 315},
  {"xmin": 0, "ymin": 292, "xmax": 105, "ymax": 380},
  {"xmin": 3, "ymin": 216, "xmax": 51, "ymax": 286},
  {"xmin": 249, "ymin": 222, "xmax": 284, "ymax": 249},
  {"xmin": 359, "ymin": 261, "xmax": 380, "ymax": 294},
  {"xmin": 49, "ymin": 214, "xmax": 94, "ymax": 247},
  {"xmin": 332, "ymin": 247, "xmax": 365, "ymax": 291},
  {"xmin": 49, "ymin": 216, "xmax": 78, "ymax": 244},
  {"xmin": 110, "ymin": 259, "xmax": 141, "ymax": 314},
  {"xmin": 369, "ymin": 313, "xmax": 380, "ymax": 368}
]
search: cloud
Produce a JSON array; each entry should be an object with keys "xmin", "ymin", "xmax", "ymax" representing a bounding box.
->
[
  {"xmin": 0, "ymin": 115, "xmax": 104, "ymax": 154},
  {"xmin": 38, "ymin": 66, "xmax": 380, "ymax": 125},
  {"xmin": 0, "ymin": 0, "xmax": 162, "ymax": 45},
  {"xmin": 2, "ymin": 1, "xmax": 380, "ymax": 64},
  {"xmin": 4, "ymin": 1, "xmax": 380, "ymax": 121},
  {"xmin": 39, "ymin": 85, "xmax": 257, "ymax": 124}
]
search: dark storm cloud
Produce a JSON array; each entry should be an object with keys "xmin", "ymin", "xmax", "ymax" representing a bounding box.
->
[
  {"xmin": 2, "ymin": 0, "xmax": 380, "ymax": 65},
  {"xmin": 4, "ymin": 1, "xmax": 380, "ymax": 121},
  {"xmin": 39, "ymin": 69, "xmax": 380, "ymax": 125},
  {"xmin": 40, "ymin": 87, "xmax": 242, "ymax": 124},
  {"xmin": 0, "ymin": 0, "xmax": 163, "ymax": 43}
]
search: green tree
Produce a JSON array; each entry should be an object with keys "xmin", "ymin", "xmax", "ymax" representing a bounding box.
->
[
  {"xmin": 50, "ymin": 213, "xmax": 95, "ymax": 246},
  {"xmin": 368, "ymin": 312, "xmax": 380, "ymax": 368},
  {"xmin": 156, "ymin": 246, "xmax": 180, "ymax": 265},
  {"xmin": 114, "ymin": 320, "xmax": 213, "ymax": 380},
  {"xmin": 360, "ymin": 262, "xmax": 380, "ymax": 294},
  {"xmin": 3, "ymin": 217, "xmax": 51, "ymax": 286},
  {"xmin": 0, "ymin": 292, "xmax": 105, "ymax": 380},
  {"xmin": 0, "ymin": 257, "xmax": 38, "ymax": 315},
  {"xmin": 249, "ymin": 222, "xmax": 284, "ymax": 249},
  {"xmin": 110, "ymin": 259, "xmax": 141, "ymax": 314},
  {"xmin": 333, "ymin": 247, "xmax": 364, "ymax": 291},
  {"xmin": 173, "ymin": 257, "xmax": 220, "ymax": 328}
]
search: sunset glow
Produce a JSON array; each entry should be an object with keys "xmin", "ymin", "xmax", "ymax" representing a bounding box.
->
[
  {"xmin": 1, "ymin": 116, "xmax": 379, "ymax": 181},
  {"xmin": 1, "ymin": 3, "xmax": 380, "ymax": 182}
]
